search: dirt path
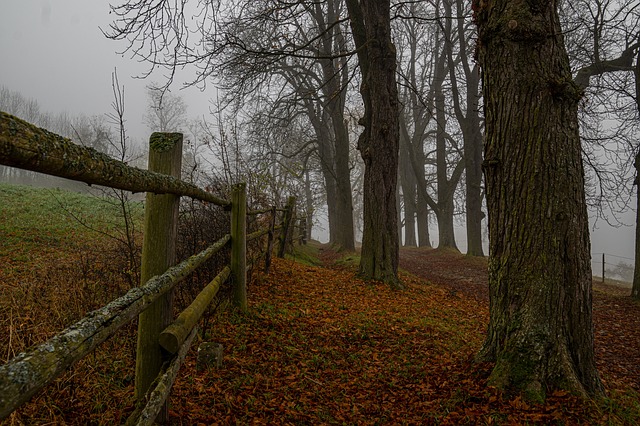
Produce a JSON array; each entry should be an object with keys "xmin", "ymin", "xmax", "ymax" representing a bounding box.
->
[
  {"xmin": 399, "ymin": 246, "xmax": 640, "ymax": 392},
  {"xmin": 399, "ymin": 247, "xmax": 489, "ymax": 302}
]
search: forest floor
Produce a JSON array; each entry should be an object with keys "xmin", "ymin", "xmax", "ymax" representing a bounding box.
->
[
  {"xmin": 165, "ymin": 244, "xmax": 640, "ymax": 425},
  {"xmin": 398, "ymin": 247, "xmax": 640, "ymax": 395},
  {"xmin": 3, "ymin": 186, "xmax": 640, "ymax": 426}
]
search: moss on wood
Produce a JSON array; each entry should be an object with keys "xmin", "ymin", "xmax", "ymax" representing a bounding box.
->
[
  {"xmin": 0, "ymin": 234, "xmax": 230, "ymax": 419},
  {"xmin": 149, "ymin": 132, "xmax": 182, "ymax": 153},
  {"xmin": 0, "ymin": 112, "xmax": 229, "ymax": 207},
  {"xmin": 126, "ymin": 328, "xmax": 197, "ymax": 426},
  {"xmin": 159, "ymin": 266, "xmax": 230, "ymax": 354}
]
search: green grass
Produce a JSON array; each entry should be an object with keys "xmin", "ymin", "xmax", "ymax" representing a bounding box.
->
[
  {"xmin": 598, "ymin": 276, "xmax": 632, "ymax": 288},
  {"xmin": 285, "ymin": 241, "xmax": 323, "ymax": 266},
  {"xmin": 334, "ymin": 253, "xmax": 360, "ymax": 268},
  {"xmin": 0, "ymin": 182, "xmax": 143, "ymax": 261}
]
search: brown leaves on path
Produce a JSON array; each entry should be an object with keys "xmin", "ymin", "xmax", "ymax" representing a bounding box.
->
[
  {"xmin": 400, "ymin": 246, "xmax": 640, "ymax": 422},
  {"xmin": 593, "ymin": 287, "xmax": 640, "ymax": 393},
  {"xmin": 169, "ymin": 249, "xmax": 607, "ymax": 424}
]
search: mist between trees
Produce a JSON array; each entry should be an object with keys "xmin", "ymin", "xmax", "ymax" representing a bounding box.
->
[
  {"xmin": 2, "ymin": 0, "xmax": 640, "ymax": 401},
  {"xmin": 3, "ymin": 1, "xmax": 636, "ymax": 258},
  {"xmin": 592, "ymin": 252, "xmax": 636, "ymax": 283}
]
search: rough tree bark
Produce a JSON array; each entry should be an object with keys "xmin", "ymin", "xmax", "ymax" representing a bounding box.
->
[
  {"xmin": 633, "ymin": 153, "xmax": 640, "ymax": 299},
  {"xmin": 399, "ymin": 138, "xmax": 418, "ymax": 246},
  {"xmin": 346, "ymin": 0, "xmax": 401, "ymax": 287},
  {"xmin": 475, "ymin": 0, "xmax": 603, "ymax": 400},
  {"xmin": 632, "ymin": 55, "xmax": 640, "ymax": 299},
  {"xmin": 434, "ymin": 91, "xmax": 459, "ymax": 250}
]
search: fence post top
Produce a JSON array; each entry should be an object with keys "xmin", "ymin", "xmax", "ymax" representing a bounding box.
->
[
  {"xmin": 232, "ymin": 182, "xmax": 246, "ymax": 190},
  {"xmin": 149, "ymin": 133, "xmax": 183, "ymax": 153}
]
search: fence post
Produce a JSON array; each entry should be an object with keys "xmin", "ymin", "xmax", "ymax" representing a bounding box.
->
[
  {"xmin": 300, "ymin": 217, "xmax": 307, "ymax": 245},
  {"xmin": 602, "ymin": 253, "xmax": 605, "ymax": 283},
  {"xmin": 135, "ymin": 133, "xmax": 182, "ymax": 422},
  {"xmin": 265, "ymin": 205, "xmax": 276, "ymax": 273},
  {"xmin": 231, "ymin": 183, "xmax": 247, "ymax": 311},
  {"xmin": 278, "ymin": 196, "xmax": 296, "ymax": 258}
]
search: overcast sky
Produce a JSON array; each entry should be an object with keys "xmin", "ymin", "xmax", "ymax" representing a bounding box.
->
[
  {"xmin": 0, "ymin": 0, "xmax": 211, "ymax": 143},
  {"xmin": 0, "ymin": 1, "xmax": 636, "ymax": 264}
]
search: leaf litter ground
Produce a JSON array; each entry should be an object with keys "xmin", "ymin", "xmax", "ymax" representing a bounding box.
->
[
  {"xmin": 4, "ymin": 240, "xmax": 637, "ymax": 424},
  {"xmin": 168, "ymin": 246, "xmax": 638, "ymax": 424}
]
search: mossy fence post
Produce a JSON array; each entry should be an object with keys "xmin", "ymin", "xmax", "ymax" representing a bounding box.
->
[
  {"xmin": 278, "ymin": 196, "xmax": 296, "ymax": 258},
  {"xmin": 135, "ymin": 132, "xmax": 183, "ymax": 423},
  {"xmin": 231, "ymin": 182, "xmax": 247, "ymax": 311}
]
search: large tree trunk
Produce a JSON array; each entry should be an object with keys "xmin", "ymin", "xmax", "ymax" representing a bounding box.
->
[
  {"xmin": 403, "ymin": 186, "xmax": 417, "ymax": 247},
  {"xmin": 416, "ymin": 193, "xmax": 431, "ymax": 248},
  {"xmin": 400, "ymin": 138, "xmax": 417, "ymax": 246},
  {"xmin": 332, "ymin": 120, "xmax": 356, "ymax": 251},
  {"xmin": 632, "ymin": 153, "xmax": 640, "ymax": 298},
  {"xmin": 304, "ymin": 168, "xmax": 315, "ymax": 241},
  {"xmin": 435, "ymin": 92, "xmax": 458, "ymax": 250},
  {"xmin": 346, "ymin": 0, "xmax": 401, "ymax": 287},
  {"xmin": 476, "ymin": 0, "xmax": 603, "ymax": 400},
  {"xmin": 318, "ymin": 150, "xmax": 339, "ymax": 245},
  {"xmin": 462, "ymin": 69, "xmax": 485, "ymax": 257}
]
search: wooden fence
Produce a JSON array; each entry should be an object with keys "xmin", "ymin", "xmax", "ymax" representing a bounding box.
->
[{"xmin": 0, "ymin": 111, "xmax": 303, "ymax": 424}]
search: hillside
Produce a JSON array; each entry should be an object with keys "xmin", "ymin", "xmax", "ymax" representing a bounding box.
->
[{"xmin": 1, "ymin": 183, "xmax": 639, "ymax": 424}]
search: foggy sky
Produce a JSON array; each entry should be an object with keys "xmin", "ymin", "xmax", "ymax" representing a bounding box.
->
[
  {"xmin": 0, "ymin": 1, "xmax": 636, "ymax": 264},
  {"xmin": 0, "ymin": 0, "xmax": 211, "ymax": 143}
]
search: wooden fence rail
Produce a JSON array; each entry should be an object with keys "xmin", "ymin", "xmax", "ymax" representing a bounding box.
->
[
  {"xmin": 0, "ymin": 234, "xmax": 230, "ymax": 419},
  {"xmin": 0, "ymin": 111, "xmax": 229, "ymax": 206},
  {"xmin": 0, "ymin": 111, "xmax": 300, "ymax": 423}
]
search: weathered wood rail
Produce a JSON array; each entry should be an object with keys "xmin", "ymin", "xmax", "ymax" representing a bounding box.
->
[{"xmin": 0, "ymin": 111, "xmax": 301, "ymax": 423}]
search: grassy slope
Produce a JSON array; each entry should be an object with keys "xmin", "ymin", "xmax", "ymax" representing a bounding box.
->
[
  {"xmin": 0, "ymin": 182, "xmax": 142, "ymax": 264},
  {"xmin": 1, "ymin": 182, "xmax": 143, "ymax": 425}
]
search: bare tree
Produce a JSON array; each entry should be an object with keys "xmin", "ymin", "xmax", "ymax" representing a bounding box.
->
[
  {"xmin": 443, "ymin": 0, "xmax": 485, "ymax": 256},
  {"xmin": 144, "ymin": 86, "xmax": 188, "ymax": 133},
  {"xmin": 394, "ymin": 1, "xmax": 465, "ymax": 251},
  {"xmin": 344, "ymin": 0, "xmax": 402, "ymax": 286},
  {"xmin": 560, "ymin": 0, "xmax": 640, "ymax": 298},
  {"xmin": 107, "ymin": 0, "xmax": 409, "ymax": 276},
  {"xmin": 395, "ymin": 1, "xmax": 436, "ymax": 248},
  {"xmin": 208, "ymin": 0, "xmax": 357, "ymax": 250}
]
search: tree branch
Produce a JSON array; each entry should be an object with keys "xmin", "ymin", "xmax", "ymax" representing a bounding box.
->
[{"xmin": 574, "ymin": 42, "xmax": 640, "ymax": 90}]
